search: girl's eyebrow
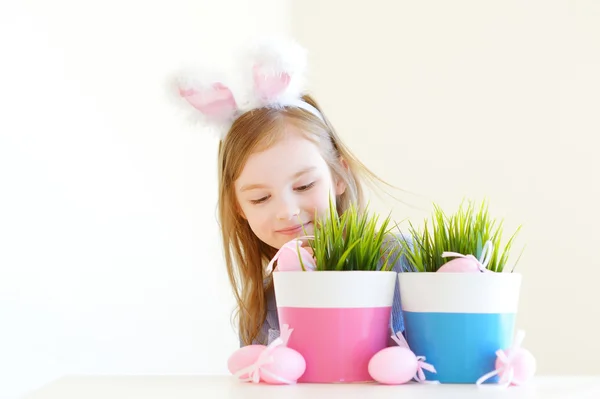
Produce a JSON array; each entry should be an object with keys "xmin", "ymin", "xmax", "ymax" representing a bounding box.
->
[{"xmin": 240, "ymin": 167, "xmax": 317, "ymax": 192}]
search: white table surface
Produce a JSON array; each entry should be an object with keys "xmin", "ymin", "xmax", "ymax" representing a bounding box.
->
[{"xmin": 21, "ymin": 375, "xmax": 600, "ymax": 399}]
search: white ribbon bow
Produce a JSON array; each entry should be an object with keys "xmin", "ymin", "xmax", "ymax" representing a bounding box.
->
[{"xmin": 414, "ymin": 356, "xmax": 439, "ymax": 384}]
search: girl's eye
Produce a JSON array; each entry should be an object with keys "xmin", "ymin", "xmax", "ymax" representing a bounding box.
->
[
  {"xmin": 250, "ymin": 195, "xmax": 270, "ymax": 204},
  {"xmin": 295, "ymin": 182, "xmax": 316, "ymax": 192}
]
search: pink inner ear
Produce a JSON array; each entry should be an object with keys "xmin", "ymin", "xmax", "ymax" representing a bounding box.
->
[
  {"xmin": 179, "ymin": 82, "xmax": 237, "ymax": 120},
  {"xmin": 253, "ymin": 64, "xmax": 290, "ymax": 101}
]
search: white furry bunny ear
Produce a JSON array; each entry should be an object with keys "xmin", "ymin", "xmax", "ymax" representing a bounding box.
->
[
  {"xmin": 168, "ymin": 69, "xmax": 239, "ymax": 140},
  {"xmin": 247, "ymin": 37, "xmax": 309, "ymax": 105},
  {"xmin": 167, "ymin": 36, "xmax": 318, "ymax": 140}
]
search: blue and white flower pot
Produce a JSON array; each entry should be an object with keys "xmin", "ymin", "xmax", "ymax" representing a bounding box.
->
[{"xmin": 397, "ymin": 272, "xmax": 522, "ymax": 384}]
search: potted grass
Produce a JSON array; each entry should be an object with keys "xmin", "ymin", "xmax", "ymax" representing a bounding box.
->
[
  {"xmin": 397, "ymin": 199, "xmax": 525, "ymax": 384},
  {"xmin": 271, "ymin": 199, "xmax": 402, "ymax": 383}
]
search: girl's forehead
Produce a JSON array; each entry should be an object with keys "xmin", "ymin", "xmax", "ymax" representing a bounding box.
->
[{"xmin": 236, "ymin": 130, "xmax": 328, "ymax": 187}]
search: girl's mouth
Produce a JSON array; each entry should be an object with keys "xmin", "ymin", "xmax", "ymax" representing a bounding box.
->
[{"xmin": 277, "ymin": 222, "xmax": 312, "ymax": 235}]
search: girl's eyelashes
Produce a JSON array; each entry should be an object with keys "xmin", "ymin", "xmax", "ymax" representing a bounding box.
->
[
  {"xmin": 295, "ymin": 181, "xmax": 316, "ymax": 192},
  {"xmin": 250, "ymin": 195, "xmax": 270, "ymax": 204},
  {"xmin": 248, "ymin": 181, "xmax": 316, "ymax": 204}
]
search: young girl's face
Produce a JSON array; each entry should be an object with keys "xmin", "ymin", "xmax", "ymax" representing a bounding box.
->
[{"xmin": 235, "ymin": 126, "xmax": 346, "ymax": 250}]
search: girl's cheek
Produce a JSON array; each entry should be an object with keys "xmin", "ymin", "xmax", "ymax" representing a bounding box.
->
[
  {"xmin": 260, "ymin": 207, "xmax": 275, "ymax": 225},
  {"xmin": 317, "ymin": 186, "xmax": 334, "ymax": 206}
]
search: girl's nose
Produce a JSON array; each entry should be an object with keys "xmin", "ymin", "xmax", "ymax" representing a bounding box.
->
[{"xmin": 276, "ymin": 197, "xmax": 300, "ymax": 221}]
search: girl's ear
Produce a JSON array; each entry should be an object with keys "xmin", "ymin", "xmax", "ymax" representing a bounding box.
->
[
  {"xmin": 340, "ymin": 157, "xmax": 349, "ymax": 170},
  {"xmin": 335, "ymin": 179, "xmax": 347, "ymax": 196},
  {"xmin": 335, "ymin": 157, "xmax": 349, "ymax": 196}
]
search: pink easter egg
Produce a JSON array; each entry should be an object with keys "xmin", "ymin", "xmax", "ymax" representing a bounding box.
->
[
  {"xmin": 277, "ymin": 241, "xmax": 315, "ymax": 272},
  {"xmin": 437, "ymin": 257, "xmax": 481, "ymax": 273},
  {"xmin": 368, "ymin": 346, "xmax": 418, "ymax": 385},
  {"xmin": 496, "ymin": 348, "xmax": 537, "ymax": 385},
  {"xmin": 227, "ymin": 344, "xmax": 266, "ymax": 377},
  {"xmin": 261, "ymin": 346, "xmax": 306, "ymax": 384}
]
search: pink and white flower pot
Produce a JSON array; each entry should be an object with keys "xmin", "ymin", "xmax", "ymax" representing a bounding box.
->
[{"xmin": 273, "ymin": 271, "xmax": 397, "ymax": 383}]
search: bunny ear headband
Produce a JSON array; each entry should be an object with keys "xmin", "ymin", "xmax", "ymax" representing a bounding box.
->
[{"xmin": 169, "ymin": 37, "xmax": 324, "ymax": 140}]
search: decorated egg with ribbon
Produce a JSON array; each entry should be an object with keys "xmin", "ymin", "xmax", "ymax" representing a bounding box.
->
[
  {"xmin": 476, "ymin": 329, "xmax": 536, "ymax": 387},
  {"xmin": 368, "ymin": 331, "xmax": 437, "ymax": 385},
  {"xmin": 229, "ymin": 324, "xmax": 306, "ymax": 385},
  {"xmin": 259, "ymin": 346, "xmax": 306, "ymax": 384},
  {"xmin": 267, "ymin": 238, "xmax": 316, "ymax": 272},
  {"xmin": 227, "ymin": 344, "xmax": 266, "ymax": 378},
  {"xmin": 368, "ymin": 346, "xmax": 418, "ymax": 385},
  {"xmin": 438, "ymin": 240, "xmax": 494, "ymax": 273},
  {"xmin": 495, "ymin": 347, "xmax": 536, "ymax": 386},
  {"xmin": 437, "ymin": 256, "xmax": 482, "ymax": 273}
]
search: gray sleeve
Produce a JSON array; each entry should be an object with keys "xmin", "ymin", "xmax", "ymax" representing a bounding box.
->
[
  {"xmin": 264, "ymin": 285, "xmax": 281, "ymax": 345},
  {"xmin": 380, "ymin": 232, "xmax": 415, "ymax": 335},
  {"xmin": 242, "ymin": 284, "xmax": 280, "ymax": 347},
  {"xmin": 237, "ymin": 284, "xmax": 281, "ymax": 347}
]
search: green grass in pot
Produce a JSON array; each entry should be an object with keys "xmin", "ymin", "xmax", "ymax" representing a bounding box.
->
[
  {"xmin": 302, "ymin": 198, "xmax": 402, "ymax": 272},
  {"xmin": 399, "ymin": 199, "xmax": 524, "ymax": 273}
]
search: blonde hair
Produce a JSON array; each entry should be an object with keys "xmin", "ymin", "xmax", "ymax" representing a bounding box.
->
[{"xmin": 217, "ymin": 94, "xmax": 388, "ymax": 345}]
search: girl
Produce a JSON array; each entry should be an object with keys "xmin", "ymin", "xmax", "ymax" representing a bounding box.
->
[{"xmin": 172, "ymin": 37, "xmax": 412, "ymax": 347}]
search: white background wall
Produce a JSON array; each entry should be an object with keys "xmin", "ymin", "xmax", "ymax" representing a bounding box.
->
[
  {"xmin": 1, "ymin": 1, "xmax": 599, "ymax": 398},
  {"xmin": 292, "ymin": 0, "xmax": 600, "ymax": 377},
  {"xmin": 0, "ymin": 1, "xmax": 290, "ymax": 398}
]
